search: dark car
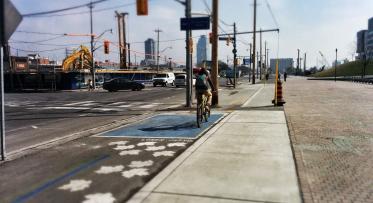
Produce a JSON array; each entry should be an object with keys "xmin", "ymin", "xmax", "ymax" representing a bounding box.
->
[{"xmin": 103, "ymin": 78, "xmax": 145, "ymax": 92}]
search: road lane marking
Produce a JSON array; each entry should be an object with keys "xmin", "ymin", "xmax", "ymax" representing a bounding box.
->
[
  {"xmin": 64, "ymin": 101, "xmax": 94, "ymax": 106},
  {"xmin": 122, "ymin": 168, "xmax": 149, "ymax": 178},
  {"xmin": 58, "ymin": 180, "xmax": 92, "ymax": 192},
  {"xmin": 95, "ymin": 165, "xmax": 125, "ymax": 174},
  {"xmin": 82, "ymin": 193, "xmax": 116, "ymax": 203}
]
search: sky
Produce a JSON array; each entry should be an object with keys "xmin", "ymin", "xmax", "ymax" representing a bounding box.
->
[{"xmin": 8, "ymin": 0, "xmax": 373, "ymax": 68}]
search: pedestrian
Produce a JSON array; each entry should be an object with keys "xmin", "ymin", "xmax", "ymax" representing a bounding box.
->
[
  {"xmin": 284, "ymin": 72, "xmax": 287, "ymax": 82},
  {"xmin": 88, "ymin": 79, "xmax": 93, "ymax": 91},
  {"xmin": 265, "ymin": 73, "xmax": 269, "ymax": 81}
]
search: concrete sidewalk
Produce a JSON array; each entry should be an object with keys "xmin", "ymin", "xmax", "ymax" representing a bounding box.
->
[{"xmin": 129, "ymin": 84, "xmax": 302, "ymax": 203}]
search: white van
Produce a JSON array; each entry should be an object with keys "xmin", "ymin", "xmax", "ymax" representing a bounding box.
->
[
  {"xmin": 175, "ymin": 74, "xmax": 196, "ymax": 87},
  {"xmin": 153, "ymin": 72, "xmax": 175, "ymax": 87},
  {"xmin": 175, "ymin": 74, "xmax": 187, "ymax": 87}
]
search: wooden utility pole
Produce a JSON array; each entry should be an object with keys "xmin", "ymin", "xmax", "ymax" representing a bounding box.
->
[
  {"xmin": 154, "ymin": 28, "xmax": 162, "ymax": 73},
  {"xmin": 211, "ymin": 0, "xmax": 219, "ymax": 105},
  {"xmin": 304, "ymin": 52, "xmax": 306, "ymax": 73},
  {"xmin": 259, "ymin": 28, "xmax": 262, "ymax": 80},
  {"xmin": 233, "ymin": 23, "xmax": 237, "ymax": 88},
  {"xmin": 249, "ymin": 43, "xmax": 252, "ymax": 82},
  {"xmin": 121, "ymin": 13, "xmax": 128, "ymax": 69},
  {"xmin": 252, "ymin": 0, "xmax": 257, "ymax": 84},
  {"xmin": 116, "ymin": 12, "xmax": 125, "ymax": 69}
]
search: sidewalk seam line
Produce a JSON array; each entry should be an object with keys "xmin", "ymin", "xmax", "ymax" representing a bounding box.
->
[{"xmin": 152, "ymin": 191, "xmax": 284, "ymax": 203}]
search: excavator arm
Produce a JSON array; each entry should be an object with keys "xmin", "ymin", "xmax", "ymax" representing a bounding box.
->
[{"xmin": 62, "ymin": 45, "xmax": 93, "ymax": 71}]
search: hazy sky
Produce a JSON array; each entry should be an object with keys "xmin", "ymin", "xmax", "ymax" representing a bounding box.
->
[{"xmin": 9, "ymin": 0, "xmax": 373, "ymax": 68}]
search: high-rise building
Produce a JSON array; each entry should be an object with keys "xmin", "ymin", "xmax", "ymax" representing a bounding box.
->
[
  {"xmin": 270, "ymin": 58, "xmax": 294, "ymax": 74},
  {"xmin": 366, "ymin": 17, "xmax": 373, "ymax": 59},
  {"xmin": 356, "ymin": 30, "xmax": 367, "ymax": 58},
  {"xmin": 196, "ymin": 35, "xmax": 211, "ymax": 65},
  {"xmin": 144, "ymin": 38, "xmax": 155, "ymax": 60}
]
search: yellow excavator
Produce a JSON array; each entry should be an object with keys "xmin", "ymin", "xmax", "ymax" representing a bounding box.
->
[{"xmin": 62, "ymin": 45, "xmax": 93, "ymax": 71}]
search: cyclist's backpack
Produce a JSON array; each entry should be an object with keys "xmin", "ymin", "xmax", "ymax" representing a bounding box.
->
[{"xmin": 195, "ymin": 74, "xmax": 208, "ymax": 90}]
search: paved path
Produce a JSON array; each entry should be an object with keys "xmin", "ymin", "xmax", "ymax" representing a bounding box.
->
[
  {"xmin": 130, "ymin": 84, "xmax": 301, "ymax": 203},
  {"xmin": 284, "ymin": 77, "xmax": 373, "ymax": 203}
]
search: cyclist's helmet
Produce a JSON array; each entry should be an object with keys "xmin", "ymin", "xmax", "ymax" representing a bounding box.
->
[{"xmin": 199, "ymin": 67, "xmax": 209, "ymax": 75}]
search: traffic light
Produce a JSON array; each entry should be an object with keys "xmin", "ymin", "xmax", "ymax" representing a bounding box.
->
[
  {"xmin": 209, "ymin": 32, "xmax": 212, "ymax": 44},
  {"xmin": 104, "ymin": 40, "xmax": 110, "ymax": 54},
  {"xmin": 226, "ymin": 35, "xmax": 231, "ymax": 46},
  {"xmin": 137, "ymin": 0, "xmax": 148, "ymax": 15}
]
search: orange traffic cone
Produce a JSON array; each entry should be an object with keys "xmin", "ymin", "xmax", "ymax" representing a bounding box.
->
[{"xmin": 272, "ymin": 80, "xmax": 286, "ymax": 106}]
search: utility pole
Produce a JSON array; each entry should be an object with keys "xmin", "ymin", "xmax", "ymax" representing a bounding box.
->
[
  {"xmin": 264, "ymin": 41, "xmax": 267, "ymax": 76},
  {"xmin": 89, "ymin": 1, "xmax": 96, "ymax": 89},
  {"xmin": 233, "ymin": 23, "xmax": 237, "ymax": 88},
  {"xmin": 297, "ymin": 49, "xmax": 300, "ymax": 76},
  {"xmin": 252, "ymin": 0, "xmax": 257, "ymax": 84},
  {"xmin": 256, "ymin": 51, "xmax": 259, "ymax": 79},
  {"xmin": 116, "ymin": 12, "xmax": 125, "ymax": 69},
  {"xmin": 335, "ymin": 48, "xmax": 337, "ymax": 82},
  {"xmin": 127, "ymin": 43, "xmax": 131, "ymax": 68},
  {"xmin": 122, "ymin": 13, "xmax": 128, "ymax": 69},
  {"xmin": 259, "ymin": 28, "xmax": 262, "ymax": 80},
  {"xmin": 185, "ymin": 0, "xmax": 192, "ymax": 107},
  {"xmin": 249, "ymin": 43, "xmax": 252, "ymax": 82},
  {"xmin": 155, "ymin": 28, "xmax": 162, "ymax": 73},
  {"xmin": 211, "ymin": 0, "xmax": 219, "ymax": 105},
  {"xmin": 304, "ymin": 52, "xmax": 306, "ymax": 74}
]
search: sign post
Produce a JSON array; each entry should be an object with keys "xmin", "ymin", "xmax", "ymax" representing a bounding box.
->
[{"xmin": 1, "ymin": 0, "xmax": 23, "ymax": 161}]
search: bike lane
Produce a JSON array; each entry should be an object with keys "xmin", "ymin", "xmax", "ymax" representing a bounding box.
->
[{"xmin": 0, "ymin": 113, "xmax": 224, "ymax": 203}]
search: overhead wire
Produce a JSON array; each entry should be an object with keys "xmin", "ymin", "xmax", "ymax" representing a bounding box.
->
[
  {"xmin": 22, "ymin": 0, "xmax": 110, "ymax": 17},
  {"xmin": 27, "ymin": 1, "xmax": 137, "ymax": 18}
]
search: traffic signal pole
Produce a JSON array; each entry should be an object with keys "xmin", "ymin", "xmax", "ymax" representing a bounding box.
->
[{"xmin": 89, "ymin": 2, "xmax": 96, "ymax": 89}]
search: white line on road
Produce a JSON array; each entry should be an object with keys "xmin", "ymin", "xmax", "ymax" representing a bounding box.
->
[{"xmin": 64, "ymin": 101, "xmax": 94, "ymax": 106}]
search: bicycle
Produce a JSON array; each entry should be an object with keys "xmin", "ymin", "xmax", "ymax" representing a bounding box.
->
[{"xmin": 196, "ymin": 93, "xmax": 210, "ymax": 128}]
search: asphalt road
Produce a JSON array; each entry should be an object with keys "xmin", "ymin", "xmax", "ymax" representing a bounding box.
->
[{"xmin": 4, "ymin": 86, "xmax": 186, "ymax": 153}]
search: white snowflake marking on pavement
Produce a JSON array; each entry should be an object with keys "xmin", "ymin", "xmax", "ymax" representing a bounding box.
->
[
  {"xmin": 145, "ymin": 146, "xmax": 166, "ymax": 151},
  {"xmin": 95, "ymin": 165, "xmax": 124, "ymax": 174},
  {"xmin": 122, "ymin": 168, "xmax": 149, "ymax": 178},
  {"xmin": 167, "ymin": 142, "xmax": 187, "ymax": 147},
  {"xmin": 153, "ymin": 151, "xmax": 175, "ymax": 157},
  {"xmin": 82, "ymin": 193, "xmax": 116, "ymax": 203},
  {"xmin": 129, "ymin": 160, "xmax": 154, "ymax": 168},
  {"xmin": 137, "ymin": 142, "xmax": 157, "ymax": 146},
  {"xmin": 113, "ymin": 145, "xmax": 135, "ymax": 150},
  {"xmin": 92, "ymin": 145, "xmax": 102, "ymax": 149},
  {"xmin": 58, "ymin": 179, "xmax": 92, "ymax": 192},
  {"xmin": 108, "ymin": 141, "xmax": 128, "ymax": 146},
  {"xmin": 119, "ymin": 150, "xmax": 142, "ymax": 156}
]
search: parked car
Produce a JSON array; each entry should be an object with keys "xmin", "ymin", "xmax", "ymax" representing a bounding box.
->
[
  {"xmin": 103, "ymin": 78, "xmax": 145, "ymax": 92},
  {"xmin": 175, "ymin": 74, "xmax": 196, "ymax": 87},
  {"xmin": 153, "ymin": 73, "xmax": 175, "ymax": 87}
]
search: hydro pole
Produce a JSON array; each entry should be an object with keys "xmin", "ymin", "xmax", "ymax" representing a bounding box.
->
[
  {"xmin": 211, "ymin": 0, "xmax": 219, "ymax": 105},
  {"xmin": 89, "ymin": 1, "xmax": 96, "ymax": 89},
  {"xmin": 252, "ymin": 0, "xmax": 257, "ymax": 84}
]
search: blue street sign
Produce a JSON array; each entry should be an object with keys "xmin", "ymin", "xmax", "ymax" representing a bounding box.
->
[
  {"xmin": 180, "ymin": 17, "xmax": 210, "ymax": 31},
  {"xmin": 243, "ymin": 58, "xmax": 251, "ymax": 65}
]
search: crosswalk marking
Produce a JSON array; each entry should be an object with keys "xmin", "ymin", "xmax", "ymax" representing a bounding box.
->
[
  {"xmin": 9, "ymin": 100, "xmax": 182, "ymax": 112},
  {"xmin": 64, "ymin": 101, "xmax": 95, "ymax": 106}
]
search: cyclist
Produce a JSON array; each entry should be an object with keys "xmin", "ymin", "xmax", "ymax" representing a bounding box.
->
[{"xmin": 195, "ymin": 67, "xmax": 215, "ymax": 110}]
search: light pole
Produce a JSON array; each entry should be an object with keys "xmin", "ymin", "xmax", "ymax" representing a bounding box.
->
[
  {"xmin": 335, "ymin": 48, "xmax": 337, "ymax": 82},
  {"xmin": 154, "ymin": 28, "xmax": 163, "ymax": 72}
]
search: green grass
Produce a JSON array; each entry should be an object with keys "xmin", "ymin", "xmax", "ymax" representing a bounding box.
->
[{"xmin": 312, "ymin": 60, "xmax": 373, "ymax": 77}]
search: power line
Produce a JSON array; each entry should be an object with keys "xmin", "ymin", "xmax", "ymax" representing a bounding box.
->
[
  {"xmin": 22, "ymin": 0, "xmax": 110, "ymax": 17},
  {"xmin": 10, "ymin": 47, "xmax": 67, "ymax": 53},
  {"xmin": 14, "ymin": 30, "xmax": 65, "ymax": 36},
  {"xmin": 11, "ymin": 35, "xmax": 66, "ymax": 43},
  {"xmin": 27, "ymin": 2, "xmax": 137, "ymax": 18},
  {"xmin": 264, "ymin": 0, "xmax": 279, "ymax": 28},
  {"xmin": 9, "ymin": 40, "xmax": 90, "ymax": 47}
]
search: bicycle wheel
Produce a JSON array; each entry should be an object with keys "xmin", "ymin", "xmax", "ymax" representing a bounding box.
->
[
  {"xmin": 196, "ymin": 104, "xmax": 202, "ymax": 128},
  {"xmin": 203, "ymin": 105, "xmax": 208, "ymax": 122}
]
